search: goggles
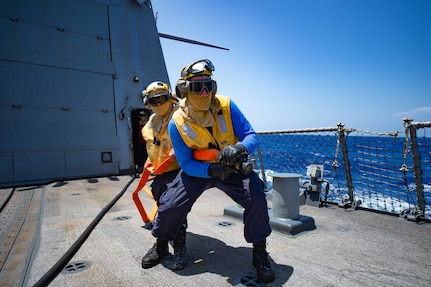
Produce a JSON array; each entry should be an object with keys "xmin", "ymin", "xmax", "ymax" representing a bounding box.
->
[
  {"xmin": 189, "ymin": 79, "xmax": 216, "ymax": 95},
  {"xmin": 147, "ymin": 93, "xmax": 170, "ymax": 106},
  {"xmin": 181, "ymin": 59, "xmax": 215, "ymax": 80}
]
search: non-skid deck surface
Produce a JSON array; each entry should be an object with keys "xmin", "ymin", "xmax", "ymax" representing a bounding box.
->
[{"xmin": 1, "ymin": 176, "xmax": 430, "ymax": 286}]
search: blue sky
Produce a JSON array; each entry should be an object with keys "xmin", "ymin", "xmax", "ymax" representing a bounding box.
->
[{"xmin": 151, "ymin": 0, "xmax": 431, "ymax": 133}]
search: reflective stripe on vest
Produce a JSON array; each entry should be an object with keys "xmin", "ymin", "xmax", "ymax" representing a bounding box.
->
[{"xmin": 172, "ymin": 95, "xmax": 238, "ymax": 155}]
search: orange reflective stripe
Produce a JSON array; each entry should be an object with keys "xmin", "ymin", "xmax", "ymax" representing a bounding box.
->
[{"xmin": 193, "ymin": 149, "xmax": 219, "ymax": 161}]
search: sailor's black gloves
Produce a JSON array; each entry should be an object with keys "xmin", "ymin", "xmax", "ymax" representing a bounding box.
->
[
  {"xmin": 208, "ymin": 144, "xmax": 247, "ymax": 180},
  {"xmin": 219, "ymin": 144, "xmax": 247, "ymax": 166},
  {"xmin": 208, "ymin": 163, "xmax": 237, "ymax": 180}
]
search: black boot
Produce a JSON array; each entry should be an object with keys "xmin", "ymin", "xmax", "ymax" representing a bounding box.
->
[
  {"xmin": 253, "ymin": 239, "xmax": 274, "ymax": 283},
  {"xmin": 141, "ymin": 239, "xmax": 169, "ymax": 269},
  {"xmin": 172, "ymin": 228, "xmax": 187, "ymax": 270}
]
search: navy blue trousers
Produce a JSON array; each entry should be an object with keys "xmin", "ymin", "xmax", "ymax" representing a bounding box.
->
[
  {"xmin": 152, "ymin": 170, "xmax": 271, "ymax": 243},
  {"xmin": 150, "ymin": 169, "xmax": 180, "ymax": 205}
]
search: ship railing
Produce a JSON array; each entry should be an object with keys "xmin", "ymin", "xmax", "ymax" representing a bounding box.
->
[{"xmin": 253, "ymin": 119, "xmax": 431, "ymax": 221}]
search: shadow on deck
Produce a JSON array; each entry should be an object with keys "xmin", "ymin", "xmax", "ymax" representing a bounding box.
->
[{"xmin": 0, "ymin": 175, "xmax": 430, "ymax": 287}]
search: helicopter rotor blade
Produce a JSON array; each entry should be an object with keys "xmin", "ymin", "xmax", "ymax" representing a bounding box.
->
[{"xmin": 159, "ymin": 32, "xmax": 229, "ymax": 51}]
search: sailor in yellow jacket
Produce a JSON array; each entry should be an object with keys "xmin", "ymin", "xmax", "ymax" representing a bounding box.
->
[
  {"xmin": 142, "ymin": 60, "xmax": 274, "ymax": 283},
  {"xmin": 140, "ymin": 81, "xmax": 187, "ymax": 271}
]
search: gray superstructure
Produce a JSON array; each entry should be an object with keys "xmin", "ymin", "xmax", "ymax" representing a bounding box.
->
[{"xmin": 1, "ymin": 0, "xmax": 168, "ymax": 186}]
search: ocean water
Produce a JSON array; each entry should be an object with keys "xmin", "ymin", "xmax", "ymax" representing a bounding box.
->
[{"xmin": 255, "ymin": 134, "xmax": 431, "ymax": 218}]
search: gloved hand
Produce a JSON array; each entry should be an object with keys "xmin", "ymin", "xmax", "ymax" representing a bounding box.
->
[
  {"xmin": 208, "ymin": 163, "xmax": 237, "ymax": 180},
  {"xmin": 219, "ymin": 144, "xmax": 247, "ymax": 166}
]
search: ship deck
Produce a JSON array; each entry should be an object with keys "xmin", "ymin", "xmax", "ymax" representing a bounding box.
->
[{"xmin": 1, "ymin": 175, "xmax": 430, "ymax": 287}]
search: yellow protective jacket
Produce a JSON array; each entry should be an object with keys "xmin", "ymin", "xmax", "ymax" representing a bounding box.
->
[
  {"xmin": 172, "ymin": 95, "xmax": 239, "ymax": 163},
  {"xmin": 141, "ymin": 114, "xmax": 180, "ymax": 172}
]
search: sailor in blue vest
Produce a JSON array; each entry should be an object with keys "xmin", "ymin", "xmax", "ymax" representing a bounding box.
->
[{"xmin": 142, "ymin": 59, "xmax": 274, "ymax": 283}]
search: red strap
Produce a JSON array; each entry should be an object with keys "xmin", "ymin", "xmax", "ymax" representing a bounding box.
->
[
  {"xmin": 193, "ymin": 149, "xmax": 219, "ymax": 161},
  {"xmin": 132, "ymin": 154, "xmax": 175, "ymax": 223}
]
